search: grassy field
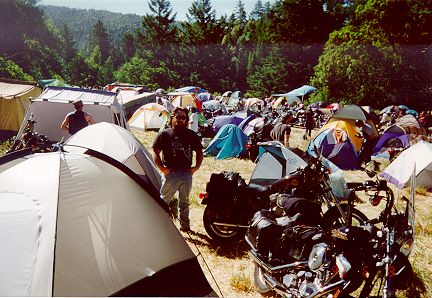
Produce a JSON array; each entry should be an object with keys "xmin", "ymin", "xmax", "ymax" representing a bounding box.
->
[
  {"xmin": 133, "ymin": 127, "xmax": 432, "ymax": 298},
  {"xmin": 1, "ymin": 126, "xmax": 431, "ymax": 297}
]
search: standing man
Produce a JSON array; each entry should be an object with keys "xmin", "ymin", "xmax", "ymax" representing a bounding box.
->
[
  {"xmin": 304, "ymin": 107, "xmax": 315, "ymax": 140},
  {"xmin": 355, "ymin": 119, "xmax": 376, "ymax": 168},
  {"xmin": 152, "ymin": 107, "xmax": 203, "ymax": 232},
  {"xmin": 61, "ymin": 100, "xmax": 95, "ymax": 135},
  {"xmin": 188, "ymin": 107, "xmax": 199, "ymax": 133},
  {"xmin": 271, "ymin": 114, "xmax": 292, "ymax": 147}
]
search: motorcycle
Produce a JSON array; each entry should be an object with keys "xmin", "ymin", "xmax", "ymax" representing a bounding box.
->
[
  {"xmin": 7, "ymin": 114, "xmax": 54, "ymax": 153},
  {"xmin": 247, "ymin": 160, "xmax": 415, "ymax": 297},
  {"xmin": 200, "ymin": 153, "xmax": 368, "ymax": 242}
]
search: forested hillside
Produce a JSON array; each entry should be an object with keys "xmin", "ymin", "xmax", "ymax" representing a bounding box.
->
[
  {"xmin": 2, "ymin": 0, "xmax": 432, "ymax": 111},
  {"xmin": 42, "ymin": 5, "xmax": 143, "ymax": 50}
]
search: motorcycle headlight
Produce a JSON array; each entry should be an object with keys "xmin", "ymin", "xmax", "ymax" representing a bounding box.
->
[{"xmin": 308, "ymin": 243, "xmax": 330, "ymax": 272}]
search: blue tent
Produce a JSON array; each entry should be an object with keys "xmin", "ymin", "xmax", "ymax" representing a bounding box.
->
[
  {"xmin": 204, "ymin": 124, "xmax": 248, "ymax": 159},
  {"xmin": 308, "ymin": 127, "xmax": 359, "ymax": 170},
  {"xmin": 175, "ymin": 86, "xmax": 208, "ymax": 93},
  {"xmin": 372, "ymin": 125, "xmax": 409, "ymax": 158}
]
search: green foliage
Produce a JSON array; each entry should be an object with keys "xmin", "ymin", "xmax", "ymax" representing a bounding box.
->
[
  {"xmin": 89, "ymin": 19, "xmax": 111, "ymax": 63},
  {"xmin": 43, "ymin": 5, "xmax": 143, "ymax": 51},
  {"xmin": 0, "ymin": 57, "xmax": 34, "ymax": 81},
  {"xmin": 140, "ymin": 0, "xmax": 179, "ymax": 45}
]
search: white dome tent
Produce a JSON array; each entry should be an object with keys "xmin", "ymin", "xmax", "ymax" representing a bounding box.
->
[{"xmin": 0, "ymin": 149, "xmax": 215, "ymax": 297}]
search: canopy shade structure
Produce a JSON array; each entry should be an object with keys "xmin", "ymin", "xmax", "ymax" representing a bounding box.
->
[{"xmin": 287, "ymin": 85, "xmax": 317, "ymax": 100}]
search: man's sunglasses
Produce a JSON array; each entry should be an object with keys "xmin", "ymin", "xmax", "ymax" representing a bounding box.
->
[{"xmin": 174, "ymin": 115, "xmax": 187, "ymax": 120}]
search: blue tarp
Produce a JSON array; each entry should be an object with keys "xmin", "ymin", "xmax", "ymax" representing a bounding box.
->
[{"xmin": 204, "ymin": 124, "xmax": 248, "ymax": 159}]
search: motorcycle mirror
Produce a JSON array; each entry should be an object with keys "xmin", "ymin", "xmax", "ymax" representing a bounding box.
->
[{"xmin": 364, "ymin": 160, "xmax": 381, "ymax": 178}]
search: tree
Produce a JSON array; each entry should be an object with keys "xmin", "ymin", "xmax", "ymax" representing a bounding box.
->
[
  {"xmin": 88, "ymin": 19, "xmax": 111, "ymax": 63},
  {"xmin": 181, "ymin": 0, "xmax": 224, "ymax": 44},
  {"xmin": 311, "ymin": 0, "xmax": 432, "ymax": 109},
  {"xmin": 60, "ymin": 23, "xmax": 78, "ymax": 65},
  {"xmin": 0, "ymin": 57, "xmax": 34, "ymax": 81},
  {"xmin": 140, "ymin": 0, "xmax": 178, "ymax": 45}
]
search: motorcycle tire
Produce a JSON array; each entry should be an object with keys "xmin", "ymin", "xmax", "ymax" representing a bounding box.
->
[
  {"xmin": 203, "ymin": 206, "xmax": 245, "ymax": 242},
  {"xmin": 322, "ymin": 204, "xmax": 368, "ymax": 230},
  {"xmin": 253, "ymin": 264, "xmax": 275, "ymax": 295}
]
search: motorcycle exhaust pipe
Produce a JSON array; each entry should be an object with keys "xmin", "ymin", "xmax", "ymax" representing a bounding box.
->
[
  {"xmin": 248, "ymin": 250, "xmax": 308, "ymax": 274},
  {"xmin": 213, "ymin": 222, "xmax": 249, "ymax": 228},
  {"xmin": 309, "ymin": 280, "xmax": 346, "ymax": 298}
]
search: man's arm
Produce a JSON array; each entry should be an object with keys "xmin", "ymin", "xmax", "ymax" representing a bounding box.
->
[
  {"xmin": 152, "ymin": 149, "xmax": 170, "ymax": 175},
  {"xmin": 190, "ymin": 150, "xmax": 203, "ymax": 174},
  {"xmin": 85, "ymin": 113, "xmax": 96, "ymax": 124},
  {"xmin": 61, "ymin": 114, "xmax": 70, "ymax": 132}
]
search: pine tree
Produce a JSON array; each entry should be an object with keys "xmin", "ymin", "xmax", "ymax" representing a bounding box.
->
[
  {"xmin": 140, "ymin": 0, "xmax": 178, "ymax": 45},
  {"xmin": 88, "ymin": 19, "xmax": 111, "ymax": 63}
]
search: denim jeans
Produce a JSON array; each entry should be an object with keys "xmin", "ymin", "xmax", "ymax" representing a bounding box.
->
[{"xmin": 160, "ymin": 170, "xmax": 193, "ymax": 229}]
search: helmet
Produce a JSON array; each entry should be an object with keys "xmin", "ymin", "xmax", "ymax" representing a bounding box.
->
[{"xmin": 355, "ymin": 119, "xmax": 364, "ymax": 126}]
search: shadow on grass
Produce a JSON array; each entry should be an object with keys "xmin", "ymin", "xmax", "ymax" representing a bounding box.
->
[
  {"xmin": 181, "ymin": 230, "xmax": 251, "ymax": 259},
  {"xmin": 403, "ymin": 267, "xmax": 427, "ymax": 297}
]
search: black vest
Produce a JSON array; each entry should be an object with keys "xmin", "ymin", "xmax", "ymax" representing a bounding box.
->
[{"xmin": 69, "ymin": 110, "xmax": 88, "ymax": 135}]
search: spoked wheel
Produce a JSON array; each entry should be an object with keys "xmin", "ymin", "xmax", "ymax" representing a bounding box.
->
[
  {"xmin": 254, "ymin": 264, "xmax": 275, "ymax": 295},
  {"xmin": 323, "ymin": 204, "xmax": 368, "ymax": 230},
  {"xmin": 203, "ymin": 206, "xmax": 245, "ymax": 242}
]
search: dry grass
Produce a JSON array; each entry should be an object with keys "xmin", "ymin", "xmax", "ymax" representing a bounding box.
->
[{"xmin": 133, "ymin": 126, "xmax": 432, "ymax": 298}]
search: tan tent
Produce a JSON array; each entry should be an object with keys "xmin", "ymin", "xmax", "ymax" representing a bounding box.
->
[{"xmin": 0, "ymin": 79, "xmax": 42, "ymax": 132}]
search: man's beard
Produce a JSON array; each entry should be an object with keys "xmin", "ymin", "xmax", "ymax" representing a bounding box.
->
[{"xmin": 173, "ymin": 121, "xmax": 187, "ymax": 131}]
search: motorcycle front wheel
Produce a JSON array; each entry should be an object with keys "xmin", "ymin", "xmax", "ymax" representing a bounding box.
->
[
  {"xmin": 254, "ymin": 264, "xmax": 275, "ymax": 295},
  {"xmin": 322, "ymin": 204, "xmax": 368, "ymax": 230},
  {"xmin": 203, "ymin": 206, "xmax": 245, "ymax": 242}
]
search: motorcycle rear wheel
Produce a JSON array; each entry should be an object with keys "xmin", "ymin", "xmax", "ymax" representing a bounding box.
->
[
  {"xmin": 254, "ymin": 264, "xmax": 275, "ymax": 295},
  {"xmin": 203, "ymin": 206, "xmax": 245, "ymax": 242},
  {"xmin": 322, "ymin": 204, "xmax": 368, "ymax": 230}
]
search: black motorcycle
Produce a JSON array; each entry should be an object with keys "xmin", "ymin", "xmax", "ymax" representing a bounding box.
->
[
  {"xmin": 200, "ymin": 154, "xmax": 368, "ymax": 242},
  {"xmin": 7, "ymin": 115, "xmax": 54, "ymax": 153},
  {"xmin": 247, "ymin": 160, "xmax": 415, "ymax": 297}
]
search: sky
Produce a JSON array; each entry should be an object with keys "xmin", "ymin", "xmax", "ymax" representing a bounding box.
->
[{"xmin": 40, "ymin": 0, "xmax": 258, "ymax": 21}]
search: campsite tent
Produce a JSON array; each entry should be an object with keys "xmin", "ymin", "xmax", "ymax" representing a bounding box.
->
[
  {"xmin": 116, "ymin": 89, "xmax": 156, "ymax": 117},
  {"xmin": 308, "ymin": 125, "xmax": 360, "ymax": 170},
  {"xmin": 105, "ymin": 82, "xmax": 150, "ymax": 93},
  {"xmin": 226, "ymin": 91, "xmax": 245, "ymax": 107},
  {"xmin": 249, "ymin": 144, "xmax": 307, "ymax": 186},
  {"xmin": 204, "ymin": 124, "xmax": 248, "ymax": 159},
  {"xmin": 64, "ymin": 122, "xmax": 162, "ymax": 190},
  {"xmin": 250, "ymin": 144, "xmax": 349, "ymax": 200},
  {"xmin": 212, "ymin": 110, "xmax": 252, "ymax": 133},
  {"xmin": 0, "ymin": 79, "xmax": 42, "ymax": 134},
  {"xmin": 245, "ymin": 97, "xmax": 263, "ymax": 108},
  {"xmin": 16, "ymin": 86, "xmax": 128, "ymax": 142},
  {"xmin": 310, "ymin": 101, "xmax": 328, "ymax": 109},
  {"xmin": 380, "ymin": 140, "xmax": 432, "ymax": 189},
  {"xmin": 175, "ymin": 86, "xmax": 208, "ymax": 93},
  {"xmin": 0, "ymin": 149, "xmax": 214, "ymax": 297},
  {"xmin": 394, "ymin": 114, "xmax": 427, "ymax": 139},
  {"xmin": 169, "ymin": 92, "xmax": 203, "ymax": 112},
  {"xmin": 128, "ymin": 103, "xmax": 169, "ymax": 131},
  {"xmin": 196, "ymin": 92, "xmax": 213, "ymax": 102},
  {"xmin": 317, "ymin": 119, "xmax": 363, "ymax": 152},
  {"xmin": 272, "ymin": 95, "xmax": 300, "ymax": 109},
  {"xmin": 372, "ymin": 124, "xmax": 410, "ymax": 158},
  {"xmin": 38, "ymin": 79, "xmax": 70, "ymax": 89},
  {"xmin": 327, "ymin": 104, "xmax": 379, "ymax": 137}
]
